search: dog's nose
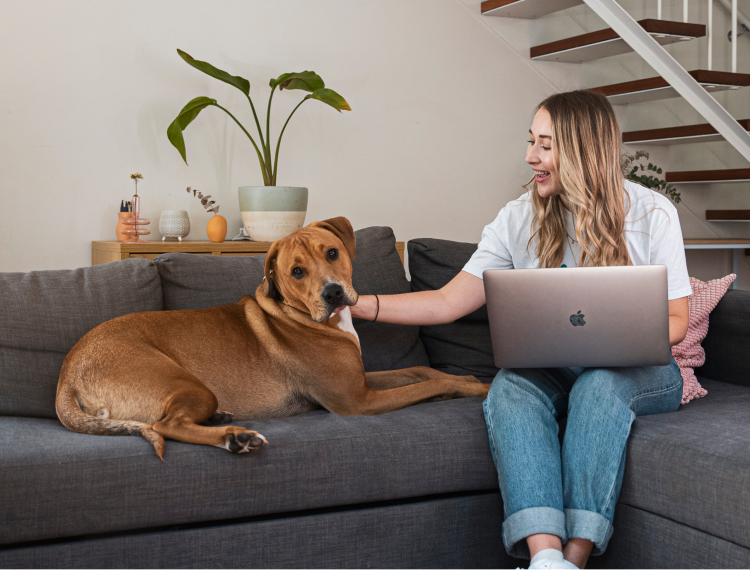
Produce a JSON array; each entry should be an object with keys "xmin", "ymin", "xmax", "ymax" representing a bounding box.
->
[{"xmin": 322, "ymin": 283, "xmax": 344, "ymax": 306}]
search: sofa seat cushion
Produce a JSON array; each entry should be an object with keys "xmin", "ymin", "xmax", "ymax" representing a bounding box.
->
[
  {"xmin": 0, "ymin": 397, "xmax": 495, "ymax": 546},
  {"xmin": 620, "ymin": 377, "xmax": 750, "ymax": 549},
  {"xmin": 0, "ymin": 259, "xmax": 163, "ymax": 419},
  {"xmin": 154, "ymin": 226, "xmax": 429, "ymax": 372}
]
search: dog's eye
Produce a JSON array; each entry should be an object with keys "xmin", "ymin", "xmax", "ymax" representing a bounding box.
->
[
  {"xmin": 292, "ymin": 267, "xmax": 304, "ymax": 279},
  {"xmin": 327, "ymin": 248, "xmax": 339, "ymax": 260}
]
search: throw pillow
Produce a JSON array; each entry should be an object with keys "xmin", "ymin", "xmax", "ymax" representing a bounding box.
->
[{"xmin": 672, "ymin": 273, "xmax": 736, "ymax": 404}]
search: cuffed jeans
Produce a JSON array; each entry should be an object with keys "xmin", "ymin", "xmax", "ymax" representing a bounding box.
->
[{"xmin": 483, "ymin": 358, "xmax": 683, "ymax": 559}]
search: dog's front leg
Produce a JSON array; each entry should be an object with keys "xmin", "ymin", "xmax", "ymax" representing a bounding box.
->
[
  {"xmin": 365, "ymin": 366, "xmax": 482, "ymax": 390},
  {"xmin": 318, "ymin": 375, "xmax": 490, "ymax": 416}
]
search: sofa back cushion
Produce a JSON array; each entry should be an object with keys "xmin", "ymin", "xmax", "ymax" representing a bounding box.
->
[
  {"xmin": 695, "ymin": 288, "xmax": 750, "ymax": 387},
  {"xmin": 408, "ymin": 238, "xmax": 498, "ymax": 382},
  {"xmin": 0, "ymin": 259, "xmax": 163, "ymax": 418},
  {"xmin": 154, "ymin": 226, "xmax": 429, "ymax": 373}
]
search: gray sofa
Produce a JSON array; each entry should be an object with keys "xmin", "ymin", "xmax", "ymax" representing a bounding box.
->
[{"xmin": 0, "ymin": 227, "xmax": 748, "ymax": 569}]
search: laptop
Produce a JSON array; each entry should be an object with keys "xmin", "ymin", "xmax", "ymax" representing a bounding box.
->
[{"xmin": 483, "ymin": 266, "xmax": 671, "ymax": 369}]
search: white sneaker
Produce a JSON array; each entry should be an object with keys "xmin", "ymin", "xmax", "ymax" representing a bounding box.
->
[{"xmin": 526, "ymin": 558, "xmax": 579, "ymax": 569}]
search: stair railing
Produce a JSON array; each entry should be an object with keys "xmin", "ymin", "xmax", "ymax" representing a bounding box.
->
[{"xmin": 582, "ymin": 0, "xmax": 750, "ymax": 162}]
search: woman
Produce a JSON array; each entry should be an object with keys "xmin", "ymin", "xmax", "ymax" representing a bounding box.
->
[{"xmin": 351, "ymin": 90, "xmax": 691, "ymax": 569}]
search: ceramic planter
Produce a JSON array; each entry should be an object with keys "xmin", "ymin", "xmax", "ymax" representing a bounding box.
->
[
  {"xmin": 238, "ymin": 186, "xmax": 308, "ymax": 242},
  {"xmin": 159, "ymin": 210, "xmax": 191, "ymax": 241}
]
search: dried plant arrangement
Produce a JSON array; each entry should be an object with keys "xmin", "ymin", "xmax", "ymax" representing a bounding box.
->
[
  {"xmin": 130, "ymin": 172, "xmax": 143, "ymax": 195},
  {"xmin": 186, "ymin": 187, "xmax": 220, "ymax": 215}
]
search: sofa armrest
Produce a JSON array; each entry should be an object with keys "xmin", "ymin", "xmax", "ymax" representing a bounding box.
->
[{"xmin": 695, "ymin": 289, "xmax": 750, "ymax": 387}]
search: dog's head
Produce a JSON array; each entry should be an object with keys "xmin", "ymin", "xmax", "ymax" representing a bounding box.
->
[{"xmin": 263, "ymin": 216, "xmax": 359, "ymax": 322}]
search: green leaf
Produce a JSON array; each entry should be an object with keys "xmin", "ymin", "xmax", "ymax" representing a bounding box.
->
[
  {"xmin": 270, "ymin": 71, "xmax": 325, "ymax": 92},
  {"xmin": 167, "ymin": 96, "xmax": 216, "ymax": 164},
  {"xmin": 177, "ymin": 49, "xmax": 250, "ymax": 96},
  {"xmin": 304, "ymin": 88, "xmax": 351, "ymax": 112}
]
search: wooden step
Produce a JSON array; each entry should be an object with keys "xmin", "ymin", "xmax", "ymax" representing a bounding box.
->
[
  {"xmin": 532, "ymin": 20, "xmax": 705, "ymax": 63},
  {"xmin": 623, "ymin": 119, "xmax": 750, "ymax": 145},
  {"xmin": 588, "ymin": 70, "xmax": 750, "ymax": 105},
  {"xmin": 705, "ymin": 210, "xmax": 750, "ymax": 221},
  {"xmin": 665, "ymin": 168, "xmax": 750, "ymax": 183},
  {"xmin": 481, "ymin": 0, "xmax": 584, "ymax": 19}
]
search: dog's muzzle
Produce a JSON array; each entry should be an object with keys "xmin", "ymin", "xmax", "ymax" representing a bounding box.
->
[
  {"xmin": 322, "ymin": 283, "xmax": 345, "ymax": 307},
  {"xmin": 315, "ymin": 282, "xmax": 357, "ymax": 322}
]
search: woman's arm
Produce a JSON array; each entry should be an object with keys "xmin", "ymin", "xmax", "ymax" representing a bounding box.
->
[
  {"xmin": 668, "ymin": 296, "xmax": 689, "ymax": 347},
  {"xmin": 350, "ymin": 270, "xmax": 486, "ymax": 326}
]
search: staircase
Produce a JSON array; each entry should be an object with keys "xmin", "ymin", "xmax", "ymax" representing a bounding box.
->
[{"xmin": 481, "ymin": 0, "xmax": 750, "ymax": 287}]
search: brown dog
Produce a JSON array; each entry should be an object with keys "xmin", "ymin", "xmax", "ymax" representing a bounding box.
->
[{"xmin": 56, "ymin": 217, "xmax": 489, "ymax": 458}]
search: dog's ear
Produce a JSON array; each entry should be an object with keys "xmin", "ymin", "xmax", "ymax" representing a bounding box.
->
[
  {"xmin": 263, "ymin": 242, "xmax": 284, "ymax": 302},
  {"xmin": 314, "ymin": 217, "xmax": 356, "ymax": 260}
]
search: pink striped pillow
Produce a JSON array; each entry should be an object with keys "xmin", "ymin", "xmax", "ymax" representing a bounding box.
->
[{"xmin": 671, "ymin": 274, "xmax": 736, "ymax": 404}]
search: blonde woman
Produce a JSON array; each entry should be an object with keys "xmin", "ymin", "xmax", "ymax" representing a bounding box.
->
[{"xmin": 351, "ymin": 90, "xmax": 690, "ymax": 569}]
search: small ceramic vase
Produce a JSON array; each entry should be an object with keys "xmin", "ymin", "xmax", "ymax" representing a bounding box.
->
[
  {"xmin": 159, "ymin": 210, "xmax": 191, "ymax": 241},
  {"xmin": 206, "ymin": 215, "xmax": 228, "ymax": 243}
]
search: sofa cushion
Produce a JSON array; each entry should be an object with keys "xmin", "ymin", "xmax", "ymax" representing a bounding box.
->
[
  {"xmin": 408, "ymin": 238, "xmax": 498, "ymax": 381},
  {"xmin": 0, "ymin": 397, "xmax": 494, "ymax": 546},
  {"xmin": 154, "ymin": 226, "xmax": 429, "ymax": 372},
  {"xmin": 695, "ymin": 288, "xmax": 750, "ymax": 388},
  {"xmin": 0, "ymin": 259, "xmax": 163, "ymax": 419},
  {"xmin": 671, "ymin": 274, "xmax": 736, "ymax": 404},
  {"xmin": 618, "ymin": 377, "xmax": 750, "ymax": 550}
]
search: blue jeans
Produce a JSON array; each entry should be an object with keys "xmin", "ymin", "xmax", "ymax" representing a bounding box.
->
[{"xmin": 483, "ymin": 358, "xmax": 683, "ymax": 559}]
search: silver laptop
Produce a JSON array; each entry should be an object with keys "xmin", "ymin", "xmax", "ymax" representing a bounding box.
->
[{"xmin": 483, "ymin": 266, "xmax": 671, "ymax": 368}]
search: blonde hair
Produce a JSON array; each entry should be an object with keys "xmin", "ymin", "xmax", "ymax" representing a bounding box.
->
[{"xmin": 527, "ymin": 91, "xmax": 631, "ymax": 268}]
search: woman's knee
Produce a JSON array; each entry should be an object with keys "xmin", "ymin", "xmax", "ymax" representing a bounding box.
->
[
  {"xmin": 486, "ymin": 368, "xmax": 565, "ymax": 417},
  {"xmin": 570, "ymin": 365, "xmax": 682, "ymax": 415}
]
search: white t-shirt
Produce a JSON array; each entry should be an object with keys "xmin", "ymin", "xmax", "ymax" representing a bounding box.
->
[{"xmin": 463, "ymin": 180, "xmax": 692, "ymax": 300}]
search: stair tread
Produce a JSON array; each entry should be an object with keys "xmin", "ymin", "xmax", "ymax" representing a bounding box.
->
[
  {"xmin": 684, "ymin": 237, "xmax": 750, "ymax": 242},
  {"xmin": 588, "ymin": 70, "xmax": 750, "ymax": 104},
  {"xmin": 623, "ymin": 119, "xmax": 750, "ymax": 144},
  {"xmin": 591, "ymin": 70, "xmax": 750, "ymax": 95},
  {"xmin": 665, "ymin": 168, "xmax": 750, "ymax": 183},
  {"xmin": 531, "ymin": 20, "xmax": 705, "ymax": 62},
  {"xmin": 481, "ymin": 0, "xmax": 584, "ymax": 19},
  {"xmin": 705, "ymin": 211, "xmax": 750, "ymax": 221}
]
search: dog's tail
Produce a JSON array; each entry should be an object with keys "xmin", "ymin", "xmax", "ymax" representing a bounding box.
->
[{"xmin": 55, "ymin": 379, "xmax": 166, "ymax": 459}]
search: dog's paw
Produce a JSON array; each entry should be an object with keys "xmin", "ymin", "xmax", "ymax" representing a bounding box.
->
[
  {"xmin": 223, "ymin": 430, "xmax": 268, "ymax": 454},
  {"xmin": 204, "ymin": 411, "xmax": 234, "ymax": 426}
]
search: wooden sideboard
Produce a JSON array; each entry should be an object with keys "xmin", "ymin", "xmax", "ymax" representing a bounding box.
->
[{"xmin": 92, "ymin": 240, "xmax": 406, "ymax": 266}]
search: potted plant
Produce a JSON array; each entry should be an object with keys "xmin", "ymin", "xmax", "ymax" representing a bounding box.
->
[
  {"xmin": 621, "ymin": 150, "xmax": 680, "ymax": 203},
  {"xmin": 167, "ymin": 49, "xmax": 351, "ymax": 241}
]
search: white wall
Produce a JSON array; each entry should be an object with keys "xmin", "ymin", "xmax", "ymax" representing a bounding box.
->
[
  {"xmin": 1, "ymin": 0, "xmax": 748, "ymax": 288},
  {"xmin": 0, "ymin": 0, "xmax": 555, "ymax": 272}
]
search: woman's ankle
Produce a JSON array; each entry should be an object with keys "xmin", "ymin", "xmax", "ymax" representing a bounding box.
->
[
  {"xmin": 562, "ymin": 538, "xmax": 594, "ymax": 569},
  {"xmin": 527, "ymin": 533, "xmax": 563, "ymax": 559}
]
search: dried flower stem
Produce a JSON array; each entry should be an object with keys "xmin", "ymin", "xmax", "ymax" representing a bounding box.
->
[{"xmin": 186, "ymin": 186, "xmax": 220, "ymax": 215}]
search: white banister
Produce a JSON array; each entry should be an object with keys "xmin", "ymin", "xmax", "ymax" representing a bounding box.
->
[
  {"xmin": 732, "ymin": 0, "xmax": 737, "ymax": 72},
  {"xmin": 716, "ymin": 0, "xmax": 750, "ymax": 35},
  {"xmin": 658, "ymin": 0, "xmax": 662, "ymax": 20},
  {"xmin": 684, "ymin": 0, "xmax": 689, "ymax": 22},
  {"xmin": 707, "ymin": 0, "xmax": 713, "ymax": 70},
  {"xmin": 583, "ymin": 0, "xmax": 750, "ymax": 163}
]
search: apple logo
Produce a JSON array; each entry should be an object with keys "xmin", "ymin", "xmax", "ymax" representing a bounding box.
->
[{"xmin": 570, "ymin": 311, "xmax": 586, "ymax": 326}]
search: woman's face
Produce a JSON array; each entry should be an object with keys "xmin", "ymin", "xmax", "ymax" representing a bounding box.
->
[{"xmin": 526, "ymin": 107, "xmax": 564, "ymax": 201}]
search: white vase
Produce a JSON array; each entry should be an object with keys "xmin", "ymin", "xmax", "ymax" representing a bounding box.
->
[{"xmin": 159, "ymin": 210, "xmax": 190, "ymax": 241}]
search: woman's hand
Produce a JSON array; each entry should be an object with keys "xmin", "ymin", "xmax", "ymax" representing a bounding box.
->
[{"xmin": 350, "ymin": 271, "xmax": 486, "ymax": 326}]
